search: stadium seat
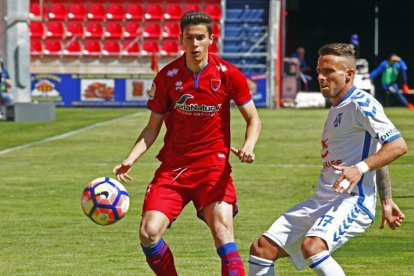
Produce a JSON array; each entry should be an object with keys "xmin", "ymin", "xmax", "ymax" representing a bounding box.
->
[
  {"xmin": 102, "ymin": 40, "xmax": 121, "ymax": 56},
  {"xmin": 104, "ymin": 22, "xmax": 123, "ymax": 38},
  {"xmin": 122, "ymin": 39, "xmax": 140, "ymax": 56},
  {"xmin": 87, "ymin": 4, "xmax": 106, "ymax": 20},
  {"xmin": 205, "ymin": 4, "xmax": 221, "ymax": 20},
  {"xmin": 209, "ymin": 40, "xmax": 219, "ymax": 54},
  {"xmin": 66, "ymin": 22, "xmax": 84, "ymax": 38},
  {"xmin": 30, "ymin": 39, "xmax": 43, "ymax": 56},
  {"xmin": 144, "ymin": 4, "xmax": 163, "ymax": 20},
  {"xmin": 68, "ymin": 3, "xmax": 86, "ymax": 21},
  {"xmin": 161, "ymin": 40, "xmax": 181, "ymax": 56},
  {"xmin": 143, "ymin": 22, "xmax": 161, "ymax": 39},
  {"xmin": 63, "ymin": 40, "xmax": 82, "ymax": 56},
  {"xmin": 106, "ymin": 4, "xmax": 124, "ymax": 21},
  {"xmin": 123, "ymin": 22, "xmax": 141, "ymax": 38},
  {"xmin": 85, "ymin": 22, "xmax": 103, "ymax": 38},
  {"xmin": 83, "ymin": 40, "xmax": 102, "ymax": 56},
  {"xmin": 48, "ymin": 3, "xmax": 67, "ymax": 21},
  {"xmin": 164, "ymin": 4, "xmax": 182, "ymax": 21},
  {"xmin": 184, "ymin": 4, "xmax": 202, "ymax": 13},
  {"xmin": 125, "ymin": 4, "xmax": 144, "ymax": 21},
  {"xmin": 212, "ymin": 22, "xmax": 221, "ymax": 38},
  {"xmin": 29, "ymin": 22, "xmax": 44, "ymax": 38},
  {"xmin": 43, "ymin": 40, "xmax": 62, "ymax": 55},
  {"xmin": 29, "ymin": 3, "xmax": 47, "ymax": 19},
  {"xmin": 46, "ymin": 22, "xmax": 65, "ymax": 38},
  {"xmin": 162, "ymin": 22, "xmax": 180, "ymax": 39},
  {"xmin": 141, "ymin": 40, "xmax": 160, "ymax": 55}
]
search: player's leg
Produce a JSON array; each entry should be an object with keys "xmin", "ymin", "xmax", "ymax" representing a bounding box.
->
[
  {"xmin": 140, "ymin": 211, "xmax": 178, "ymax": 276},
  {"xmin": 203, "ymin": 201, "xmax": 245, "ymax": 276}
]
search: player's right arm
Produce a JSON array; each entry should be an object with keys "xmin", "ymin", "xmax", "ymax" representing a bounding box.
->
[
  {"xmin": 376, "ymin": 166, "xmax": 405, "ymax": 230},
  {"xmin": 113, "ymin": 111, "xmax": 164, "ymax": 182}
]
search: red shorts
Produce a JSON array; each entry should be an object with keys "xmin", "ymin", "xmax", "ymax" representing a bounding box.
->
[{"xmin": 142, "ymin": 164, "xmax": 238, "ymax": 223}]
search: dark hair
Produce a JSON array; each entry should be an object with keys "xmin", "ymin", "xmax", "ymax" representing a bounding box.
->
[
  {"xmin": 180, "ymin": 11, "xmax": 212, "ymax": 36},
  {"xmin": 318, "ymin": 43, "xmax": 356, "ymax": 58}
]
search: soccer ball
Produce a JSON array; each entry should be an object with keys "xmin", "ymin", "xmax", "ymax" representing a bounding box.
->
[{"xmin": 81, "ymin": 177, "xmax": 130, "ymax": 226}]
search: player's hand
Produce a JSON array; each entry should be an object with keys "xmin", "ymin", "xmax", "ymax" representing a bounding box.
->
[
  {"xmin": 380, "ymin": 199, "xmax": 405, "ymax": 230},
  {"xmin": 112, "ymin": 161, "xmax": 133, "ymax": 183},
  {"xmin": 332, "ymin": 165, "xmax": 362, "ymax": 193},
  {"xmin": 230, "ymin": 146, "xmax": 255, "ymax": 163}
]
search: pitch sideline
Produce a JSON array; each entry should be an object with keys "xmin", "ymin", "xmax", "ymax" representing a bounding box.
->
[{"xmin": 0, "ymin": 112, "xmax": 142, "ymax": 156}]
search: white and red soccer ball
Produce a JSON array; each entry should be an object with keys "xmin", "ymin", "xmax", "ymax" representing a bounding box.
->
[{"xmin": 81, "ymin": 177, "xmax": 129, "ymax": 225}]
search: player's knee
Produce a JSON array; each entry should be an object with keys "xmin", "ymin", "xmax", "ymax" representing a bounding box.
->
[
  {"xmin": 250, "ymin": 236, "xmax": 279, "ymax": 261},
  {"xmin": 139, "ymin": 221, "xmax": 163, "ymax": 245},
  {"xmin": 301, "ymin": 236, "xmax": 328, "ymax": 259}
]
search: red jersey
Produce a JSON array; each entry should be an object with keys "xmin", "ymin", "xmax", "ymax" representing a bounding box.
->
[{"xmin": 147, "ymin": 53, "xmax": 252, "ymax": 168}]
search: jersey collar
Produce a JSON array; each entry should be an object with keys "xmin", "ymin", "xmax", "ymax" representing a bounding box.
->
[{"xmin": 336, "ymin": 86, "xmax": 357, "ymax": 106}]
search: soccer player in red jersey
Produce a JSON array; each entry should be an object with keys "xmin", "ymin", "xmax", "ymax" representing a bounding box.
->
[{"xmin": 113, "ymin": 11, "xmax": 261, "ymax": 276}]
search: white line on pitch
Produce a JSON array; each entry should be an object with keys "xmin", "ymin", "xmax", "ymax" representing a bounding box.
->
[{"xmin": 0, "ymin": 112, "xmax": 142, "ymax": 156}]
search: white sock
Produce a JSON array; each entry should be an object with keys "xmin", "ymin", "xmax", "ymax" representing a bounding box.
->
[
  {"xmin": 248, "ymin": 255, "xmax": 275, "ymax": 276},
  {"xmin": 307, "ymin": 250, "xmax": 345, "ymax": 276}
]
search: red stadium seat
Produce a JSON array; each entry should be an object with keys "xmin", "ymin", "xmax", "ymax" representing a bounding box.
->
[
  {"xmin": 46, "ymin": 22, "xmax": 65, "ymax": 38},
  {"xmin": 30, "ymin": 22, "xmax": 44, "ymax": 38},
  {"xmin": 66, "ymin": 22, "xmax": 84, "ymax": 38},
  {"xmin": 161, "ymin": 40, "xmax": 181, "ymax": 56},
  {"xmin": 48, "ymin": 4, "xmax": 67, "ymax": 21},
  {"xmin": 184, "ymin": 4, "xmax": 202, "ymax": 13},
  {"xmin": 85, "ymin": 22, "xmax": 103, "ymax": 38},
  {"xmin": 125, "ymin": 4, "xmax": 144, "ymax": 21},
  {"xmin": 104, "ymin": 22, "xmax": 123, "ymax": 38},
  {"xmin": 83, "ymin": 40, "xmax": 102, "ymax": 56},
  {"xmin": 143, "ymin": 22, "xmax": 161, "ymax": 39},
  {"xmin": 144, "ymin": 4, "xmax": 163, "ymax": 20},
  {"xmin": 205, "ymin": 4, "xmax": 222, "ymax": 20},
  {"xmin": 106, "ymin": 4, "xmax": 124, "ymax": 20},
  {"xmin": 29, "ymin": 3, "xmax": 47, "ymax": 19},
  {"xmin": 209, "ymin": 40, "xmax": 219, "ymax": 54},
  {"xmin": 87, "ymin": 4, "xmax": 106, "ymax": 20},
  {"xmin": 162, "ymin": 22, "xmax": 180, "ymax": 39},
  {"xmin": 31, "ymin": 39, "xmax": 43, "ymax": 56},
  {"xmin": 212, "ymin": 22, "xmax": 221, "ymax": 38},
  {"xmin": 102, "ymin": 40, "xmax": 121, "ymax": 56},
  {"xmin": 44, "ymin": 40, "xmax": 62, "ymax": 55},
  {"xmin": 68, "ymin": 3, "xmax": 86, "ymax": 21},
  {"xmin": 164, "ymin": 4, "xmax": 182, "ymax": 21},
  {"xmin": 122, "ymin": 39, "xmax": 140, "ymax": 56},
  {"xmin": 63, "ymin": 40, "xmax": 82, "ymax": 56},
  {"xmin": 141, "ymin": 40, "xmax": 160, "ymax": 55},
  {"xmin": 123, "ymin": 22, "xmax": 141, "ymax": 38}
]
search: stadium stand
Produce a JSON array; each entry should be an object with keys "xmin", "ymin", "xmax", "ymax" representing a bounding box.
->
[
  {"xmin": 143, "ymin": 22, "xmax": 162, "ymax": 39},
  {"xmin": 83, "ymin": 39, "xmax": 102, "ymax": 56},
  {"xmin": 106, "ymin": 4, "xmax": 125, "ymax": 21},
  {"xmin": 84, "ymin": 22, "xmax": 103, "ymax": 39},
  {"xmin": 63, "ymin": 40, "xmax": 82, "ymax": 56},
  {"xmin": 87, "ymin": 3, "xmax": 106, "ymax": 20},
  {"xmin": 67, "ymin": 3, "xmax": 87, "ymax": 21},
  {"xmin": 44, "ymin": 40, "xmax": 62, "ymax": 56},
  {"xmin": 144, "ymin": 4, "xmax": 164, "ymax": 20},
  {"xmin": 164, "ymin": 4, "xmax": 183, "ymax": 21},
  {"xmin": 123, "ymin": 22, "xmax": 141, "ymax": 38},
  {"xmin": 122, "ymin": 39, "xmax": 140, "ymax": 56},
  {"xmin": 161, "ymin": 40, "xmax": 181, "ymax": 56},
  {"xmin": 125, "ymin": 4, "xmax": 144, "ymax": 21},
  {"xmin": 48, "ymin": 3, "xmax": 67, "ymax": 21},
  {"xmin": 162, "ymin": 22, "xmax": 180, "ymax": 39},
  {"xmin": 29, "ymin": 3, "xmax": 47, "ymax": 19},
  {"xmin": 65, "ymin": 22, "xmax": 84, "ymax": 38},
  {"xmin": 104, "ymin": 22, "xmax": 123, "ymax": 38},
  {"xmin": 102, "ymin": 40, "xmax": 121, "ymax": 56},
  {"xmin": 30, "ymin": 22, "xmax": 44, "ymax": 38},
  {"xmin": 46, "ymin": 22, "xmax": 65, "ymax": 39}
]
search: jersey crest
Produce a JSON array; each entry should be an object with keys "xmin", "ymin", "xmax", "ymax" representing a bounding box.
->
[{"xmin": 210, "ymin": 79, "xmax": 221, "ymax": 91}]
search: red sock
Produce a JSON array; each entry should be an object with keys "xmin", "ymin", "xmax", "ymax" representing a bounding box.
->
[
  {"xmin": 217, "ymin": 242, "xmax": 245, "ymax": 276},
  {"xmin": 142, "ymin": 239, "xmax": 178, "ymax": 276}
]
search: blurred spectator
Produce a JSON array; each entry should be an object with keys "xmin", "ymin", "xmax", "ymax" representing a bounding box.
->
[
  {"xmin": 367, "ymin": 53, "xmax": 414, "ymax": 109},
  {"xmin": 350, "ymin": 34, "xmax": 360, "ymax": 58},
  {"xmin": 0, "ymin": 55, "xmax": 14, "ymax": 118},
  {"xmin": 291, "ymin": 47, "xmax": 312, "ymax": 91}
]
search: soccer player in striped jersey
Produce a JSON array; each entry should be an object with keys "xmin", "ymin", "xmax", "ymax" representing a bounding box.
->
[
  {"xmin": 248, "ymin": 43, "xmax": 407, "ymax": 275},
  {"xmin": 113, "ymin": 11, "xmax": 261, "ymax": 276}
]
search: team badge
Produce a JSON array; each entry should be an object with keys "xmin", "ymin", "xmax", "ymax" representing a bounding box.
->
[
  {"xmin": 210, "ymin": 79, "xmax": 221, "ymax": 91},
  {"xmin": 148, "ymin": 82, "xmax": 156, "ymax": 100},
  {"xmin": 333, "ymin": 113, "xmax": 343, "ymax": 127}
]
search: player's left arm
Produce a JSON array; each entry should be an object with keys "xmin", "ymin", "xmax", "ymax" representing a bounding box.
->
[
  {"xmin": 332, "ymin": 137, "xmax": 408, "ymax": 193},
  {"xmin": 231, "ymin": 101, "xmax": 261, "ymax": 163}
]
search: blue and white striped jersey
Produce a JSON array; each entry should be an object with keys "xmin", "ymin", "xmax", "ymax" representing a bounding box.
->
[{"xmin": 318, "ymin": 86, "xmax": 401, "ymax": 219}]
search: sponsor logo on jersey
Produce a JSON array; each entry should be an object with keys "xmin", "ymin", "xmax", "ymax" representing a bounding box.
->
[
  {"xmin": 320, "ymin": 138, "xmax": 329, "ymax": 158},
  {"xmin": 166, "ymin": 68, "xmax": 179, "ymax": 77},
  {"xmin": 211, "ymin": 79, "xmax": 221, "ymax": 91},
  {"xmin": 333, "ymin": 113, "xmax": 343, "ymax": 127},
  {"xmin": 175, "ymin": 94, "xmax": 222, "ymax": 113},
  {"xmin": 148, "ymin": 82, "xmax": 156, "ymax": 100},
  {"xmin": 216, "ymin": 63, "xmax": 227, "ymax": 72},
  {"xmin": 380, "ymin": 128, "xmax": 400, "ymax": 142}
]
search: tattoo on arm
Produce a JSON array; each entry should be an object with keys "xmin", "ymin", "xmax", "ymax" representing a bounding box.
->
[{"xmin": 376, "ymin": 166, "xmax": 392, "ymax": 201}]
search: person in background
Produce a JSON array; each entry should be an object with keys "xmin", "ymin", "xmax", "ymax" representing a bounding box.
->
[
  {"xmin": 248, "ymin": 43, "xmax": 407, "ymax": 275},
  {"xmin": 0, "ymin": 55, "xmax": 14, "ymax": 117},
  {"xmin": 367, "ymin": 53, "xmax": 414, "ymax": 109},
  {"xmin": 291, "ymin": 47, "xmax": 312, "ymax": 91},
  {"xmin": 113, "ymin": 11, "xmax": 261, "ymax": 276}
]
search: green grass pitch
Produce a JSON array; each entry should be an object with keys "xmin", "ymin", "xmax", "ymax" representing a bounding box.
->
[{"xmin": 0, "ymin": 107, "xmax": 413, "ymax": 275}]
